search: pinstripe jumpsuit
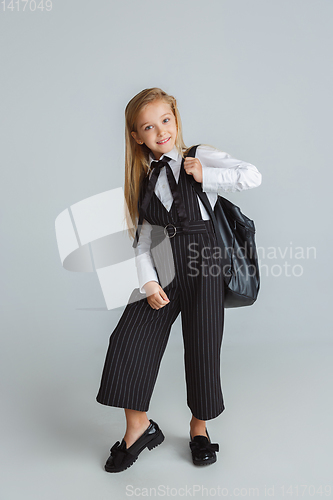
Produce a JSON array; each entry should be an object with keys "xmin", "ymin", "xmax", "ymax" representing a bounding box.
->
[{"xmin": 96, "ymin": 155, "xmax": 225, "ymax": 420}]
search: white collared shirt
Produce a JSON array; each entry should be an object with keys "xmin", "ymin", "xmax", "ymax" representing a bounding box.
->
[{"xmin": 135, "ymin": 144, "xmax": 262, "ymax": 294}]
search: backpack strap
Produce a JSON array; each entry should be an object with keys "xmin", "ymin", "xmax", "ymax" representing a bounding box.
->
[
  {"xmin": 185, "ymin": 144, "xmax": 200, "ymax": 159},
  {"xmin": 185, "ymin": 145, "xmax": 226, "ymax": 254}
]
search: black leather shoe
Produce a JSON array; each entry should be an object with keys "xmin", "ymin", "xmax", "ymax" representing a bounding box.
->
[
  {"xmin": 189, "ymin": 428, "xmax": 219, "ymax": 466},
  {"xmin": 104, "ymin": 419, "xmax": 164, "ymax": 473}
]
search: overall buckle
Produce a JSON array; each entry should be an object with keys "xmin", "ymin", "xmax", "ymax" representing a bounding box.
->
[{"xmin": 164, "ymin": 223, "xmax": 177, "ymax": 238}]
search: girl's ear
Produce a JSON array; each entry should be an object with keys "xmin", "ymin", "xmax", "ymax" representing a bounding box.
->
[{"xmin": 131, "ymin": 131, "xmax": 143, "ymax": 145}]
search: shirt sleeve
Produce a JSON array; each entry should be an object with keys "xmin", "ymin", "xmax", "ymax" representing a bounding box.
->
[
  {"xmin": 197, "ymin": 145, "xmax": 262, "ymax": 194},
  {"xmin": 134, "ymin": 218, "xmax": 160, "ymax": 294}
]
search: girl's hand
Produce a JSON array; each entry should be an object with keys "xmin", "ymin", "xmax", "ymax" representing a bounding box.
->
[
  {"xmin": 184, "ymin": 157, "xmax": 203, "ymax": 183},
  {"xmin": 143, "ymin": 281, "xmax": 170, "ymax": 310}
]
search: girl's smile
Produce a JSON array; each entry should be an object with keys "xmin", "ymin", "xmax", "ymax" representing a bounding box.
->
[
  {"xmin": 131, "ymin": 100, "xmax": 178, "ymax": 160},
  {"xmin": 157, "ymin": 136, "xmax": 171, "ymax": 144}
]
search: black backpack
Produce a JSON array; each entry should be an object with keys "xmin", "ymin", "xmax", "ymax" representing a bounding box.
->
[{"xmin": 186, "ymin": 145, "xmax": 260, "ymax": 308}]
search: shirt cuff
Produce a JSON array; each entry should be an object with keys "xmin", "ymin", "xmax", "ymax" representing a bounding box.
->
[{"xmin": 135, "ymin": 252, "xmax": 160, "ymax": 294}]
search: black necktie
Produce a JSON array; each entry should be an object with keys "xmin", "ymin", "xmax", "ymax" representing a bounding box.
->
[{"xmin": 133, "ymin": 156, "xmax": 189, "ymax": 248}]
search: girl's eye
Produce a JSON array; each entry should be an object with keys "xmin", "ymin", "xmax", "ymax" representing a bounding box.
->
[{"xmin": 144, "ymin": 118, "xmax": 170, "ymax": 131}]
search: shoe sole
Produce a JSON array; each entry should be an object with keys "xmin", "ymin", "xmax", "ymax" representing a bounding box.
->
[
  {"xmin": 192, "ymin": 455, "xmax": 217, "ymax": 466},
  {"xmin": 105, "ymin": 429, "xmax": 165, "ymax": 473}
]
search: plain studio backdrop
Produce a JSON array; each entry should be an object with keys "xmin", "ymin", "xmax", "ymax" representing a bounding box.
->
[{"xmin": 1, "ymin": 0, "xmax": 332, "ymax": 499}]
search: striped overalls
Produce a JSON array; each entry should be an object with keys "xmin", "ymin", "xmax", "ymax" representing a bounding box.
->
[{"xmin": 96, "ymin": 157, "xmax": 225, "ymax": 420}]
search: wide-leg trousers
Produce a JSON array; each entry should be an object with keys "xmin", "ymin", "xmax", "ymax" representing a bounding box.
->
[{"xmin": 96, "ymin": 223, "xmax": 225, "ymax": 421}]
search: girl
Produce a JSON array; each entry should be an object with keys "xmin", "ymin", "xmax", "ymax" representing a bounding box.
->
[{"xmin": 96, "ymin": 88, "xmax": 262, "ymax": 472}]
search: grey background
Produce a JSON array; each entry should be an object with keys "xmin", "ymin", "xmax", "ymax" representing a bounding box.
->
[{"xmin": 1, "ymin": 0, "xmax": 332, "ymax": 498}]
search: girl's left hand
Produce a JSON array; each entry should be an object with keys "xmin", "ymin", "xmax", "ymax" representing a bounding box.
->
[{"xmin": 184, "ymin": 157, "xmax": 203, "ymax": 183}]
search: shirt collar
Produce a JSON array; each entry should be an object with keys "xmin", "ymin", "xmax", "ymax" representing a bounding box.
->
[{"xmin": 148, "ymin": 144, "xmax": 180, "ymax": 164}]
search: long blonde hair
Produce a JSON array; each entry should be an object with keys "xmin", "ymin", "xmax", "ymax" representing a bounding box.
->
[{"xmin": 123, "ymin": 87, "xmax": 193, "ymax": 240}]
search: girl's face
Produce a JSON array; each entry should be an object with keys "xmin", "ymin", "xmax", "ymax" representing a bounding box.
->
[{"xmin": 131, "ymin": 100, "xmax": 178, "ymax": 160}]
